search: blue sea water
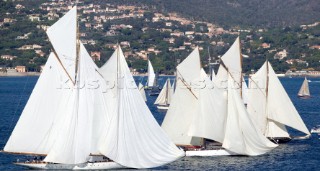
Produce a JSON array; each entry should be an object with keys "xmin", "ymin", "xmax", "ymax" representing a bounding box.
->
[{"xmin": 0, "ymin": 76, "xmax": 319, "ymax": 170}]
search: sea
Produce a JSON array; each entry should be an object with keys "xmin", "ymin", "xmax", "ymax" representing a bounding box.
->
[{"xmin": 0, "ymin": 76, "xmax": 319, "ymax": 170}]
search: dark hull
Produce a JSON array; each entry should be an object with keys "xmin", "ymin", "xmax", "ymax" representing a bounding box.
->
[
  {"xmin": 298, "ymin": 95, "xmax": 311, "ymax": 99},
  {"xmin": 268, "ymin": 137, "xmax": 292, "ymax": 144}
]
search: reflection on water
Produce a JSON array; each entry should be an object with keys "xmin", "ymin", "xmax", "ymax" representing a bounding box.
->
[{"xmin": 0, "ymin": 76, "xmax": 320, "ymax": 170}]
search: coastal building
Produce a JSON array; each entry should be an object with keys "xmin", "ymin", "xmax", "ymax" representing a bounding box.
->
[
  {"xmin": 15, "ymin": 66, "xmax": 26, "ymax": 73},
  {"xmin": 90, "ymin": 51, "xmax": 101, "ymax": 61},
  {"xmin": 274, "ymin": 49, "xmax": 288, "ymax": 60},
  {"xmin": 1, "ymin": 55, "xmax": 17, "ymax": 60}
]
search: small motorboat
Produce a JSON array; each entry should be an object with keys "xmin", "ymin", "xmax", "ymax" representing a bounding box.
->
[{"xmin": 311, "ymin": 125, "xmax": 320, "ymax": 134}]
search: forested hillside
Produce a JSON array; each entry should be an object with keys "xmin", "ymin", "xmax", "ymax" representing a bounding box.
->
[{"xmin": 106, "ymin": 0, "xmax": 320, "ymax": 28}]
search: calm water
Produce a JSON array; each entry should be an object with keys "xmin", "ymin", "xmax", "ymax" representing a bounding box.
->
[{"xmin": 0, "ymin": 76, "xmax": 319, "ymax": 170}]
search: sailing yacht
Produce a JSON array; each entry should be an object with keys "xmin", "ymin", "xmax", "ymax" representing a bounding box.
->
[
  {"xmin": 146, "ymin": 59, "xmax": 156, "ymax": 89},
  {"xmin": 162, "ymin": 44, "xmax": 277, "ymax": 157},
  {"xmin": 247, "ymin": 61, "xmax": 311, "ymax": 143},
  {"xmin": 297, "ymin": 77, "xmax": 311, "ymax": 98},
  {"xmin": 146, "ymin": 59, "xmax": 161, "ymax": 95},
  {"xmin": 154, "ymin": 78, "xmax": 173, "ymax": 110},
  {"xmin": 2, "ymin": 6, "xmax": 184, "ymax": 169}
]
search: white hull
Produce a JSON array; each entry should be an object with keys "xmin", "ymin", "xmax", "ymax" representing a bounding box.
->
[
  {"xmin": 311, "ymin": 129, "xmax": 320, "ymax": 134},
  {"xmin": 185, "ymin": 149, "xmax": 238, "ymax": 157},
  {"xmin": 157, "ymin": 105, "xmax": 169, "ymax": 110},
  {"xmin": 15, "ymin": 161, "xmax": 126, "ymax": 170}
]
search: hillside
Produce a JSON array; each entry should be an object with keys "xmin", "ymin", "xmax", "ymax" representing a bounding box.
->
[
  {"xmin": 106, "ymin": 0, "xmax": 320, "ymax": 28},
  {"xmin": 0, "ymin": 0, "xmax": 319, "ymax": 74}
]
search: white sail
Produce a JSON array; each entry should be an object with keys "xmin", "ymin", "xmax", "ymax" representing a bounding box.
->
[
  {"xmin": 247, "ymin": 63, "xmax": 268, "ymax": 134},
  {"xmin": 248, "ymin": 61, "xmax": 310, "ymax": 137},
  {"xmin": 138, "ymin": 82, "xmax": 147, "ymax": 101},
  {"xmin": 221, "ymin": 37, "xmax": 242, "ymax": 86},
  {"xmin": 154, "ymin": 79, "xmax": 173, "ymax": 105},
  {"xmin": 222, "ymin": 74, "xmax": 277, "ymax": 155},
  {"xmin": 5, "ymin": 6, "xmax": 101, "ymax": 164},
  {"xmin": 4, "ymin": 53, "xmax": 67, "ymax": 155},
  {"xmin": 162, "ymin": 47, "xmax": 203, "ymax": 146},
  {"xmin": 147, "ymin": 60, "xmax": 156, "ymax": 87},
  {"xmin": 242, "ymin": 77, "xmax": 248, "ymax": 104},
  {"xmin": 46, "ymin": 6, "xmax": 77, "ymax": 82},
  {"xmin": 44, "ymin": 43, "xmax": 99, "ymax": 164},
  {"xmin": 266, "ymin": 62, "xmax": 310, "ymax": 136},
  {"xmin": 98, "ymin": 46, "xmax": 184, "ymax": 168},
  {"xmin": 188, "ymin": 69, "xmax": 227, "ymax": 143},
  {"xmin": 298, "ymin": 77, "xmax": 310, "ymax": 97}
]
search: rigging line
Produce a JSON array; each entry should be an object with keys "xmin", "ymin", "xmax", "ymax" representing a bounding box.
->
[
  {"xmin": 264, "ymin": 60, "xmax": 270, "ymax": 135},
  {"xmin": 219, "ymin": 59, "xmax": 242, "ymax": 89},
  {"xmin": 4, "ymin": 76, "xmax": 30, "ymax": 148},
  {"xmin": 247, "ymin": 76, "xmax": 268, "ymax": 96},
  {"xmin": 176, "ymin": 70, "xmax": 198, "ymax": 100},
  {"xmin": 74, "ymin": 9, "xmax": 80, "ymax": 85},
  {"xmin": 51, "ymin": 49, "xmax": 75, "ymax": 85},
  {"xmin": 116, "ymin": 45, "xmax": 120, "ymax": 151}
]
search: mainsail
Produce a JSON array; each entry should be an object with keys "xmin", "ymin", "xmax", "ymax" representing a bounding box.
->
[
  {"xmin": 147, "ymin": 60, "xmax": 156, "ymax": 87},
  {"xmin": 247, "ymin": 61, "xmax": 310, "ymax": 138},
  {"xmin": 298, "ymin": 77, "xmax": 310, "ymax": 97},
  {"xmin": 98, "ymin": 46, "xmax": 184, "ymax": 168},
  {"xmin": 154, "ymin": 78, "xmax": 173, "ymax": 105}
]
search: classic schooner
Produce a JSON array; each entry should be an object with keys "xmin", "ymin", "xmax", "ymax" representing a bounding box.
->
[
  {"xmin": 2, "ymin": 6, "xmax": 184, "ymax": 170},
  {"xmin": 162, "ymin": 43, "xmax": 277, "ymax": 157},
  {"xmin": 297, "ymin": 77, "xmax": 311, "ymax": 98},
  {"xmin": 247, "ymin": 61, "xmax": 311, "ymax": 143}
]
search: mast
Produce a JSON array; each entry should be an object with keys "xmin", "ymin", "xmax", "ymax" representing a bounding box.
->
[
  {"xmin": 74, "ymin": 5, "xmax": 80, "ymax": 84},
  {"xmin": 239, "ymin": 37, "xmax": 243, "ymax": 98},
  {"xmin": 208, "ymin": 46, "xmax": 212, "ymax": 80},
  {"xmin": 264, "ymin": 60, "xmax": 270, "ymax": 135},
  {"xmin": 165, "ymin": 79, "xmax": 169, "ymax": 105}
]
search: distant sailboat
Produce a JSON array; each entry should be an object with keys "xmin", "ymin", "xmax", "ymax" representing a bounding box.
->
[
  {"xmin": 162, "ymin": 44, "xmax": 277, "ymax": 157},
  {"xmin": 146, "ymin": 59, "xmax": 156, "ymax": 88},
  {"xmin": 298, "ymin": 77, "xmax": 310, "ymax": 98},
  {"xmin": 154, "ymin": 78, "xmax": 173, "ymax": 110},
  {"xmin": 2, "ymin": 6, "xmax": 184, "ymax": 170},
  {"xmin": 146, "ymin": 59, "xmax": 160, "ymax": 95},
  {"xmin": 138, "ymin": 82, "xmax": 147, "ymax": 101},
  {"xmin": 247, "ymin": 61, "xmax": 311, "ymax": 143}
]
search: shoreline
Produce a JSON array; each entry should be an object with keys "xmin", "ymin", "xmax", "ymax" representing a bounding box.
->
[{"xmin": 0, "ymin": 72, "xmax": 40, "ymax": 77}]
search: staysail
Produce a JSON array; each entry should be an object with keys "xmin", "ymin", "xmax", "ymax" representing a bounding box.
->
[
  {"xmin": 98, "ymin": 46, "xmax": 184, "ymax": 168},
  {"xmin": 4, "ymin": 52, "xmax": 67, "ymax": 155}
]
